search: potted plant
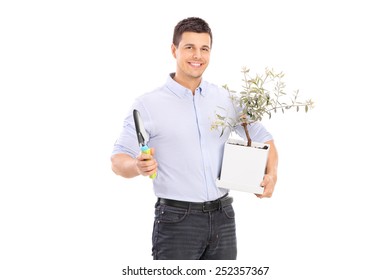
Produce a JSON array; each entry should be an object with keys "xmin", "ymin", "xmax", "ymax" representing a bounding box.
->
[{"xmin": 213, "ymin": 66, "xmax": 314, "ymax": 194}]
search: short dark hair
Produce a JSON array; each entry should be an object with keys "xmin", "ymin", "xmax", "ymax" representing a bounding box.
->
[{"xmin": 172, "ymin": 17, "xmax": 213, "ymax": 48}]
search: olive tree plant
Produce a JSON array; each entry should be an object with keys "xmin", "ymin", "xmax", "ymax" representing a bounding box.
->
[{"xmin": 211, "ymin": 67, "xmax": 314, "ymax": 146}]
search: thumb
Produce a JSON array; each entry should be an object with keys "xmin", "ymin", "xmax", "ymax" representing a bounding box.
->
[{"xmin": 260, "ymin": 177, "xmax": 266, "ymax": 187}]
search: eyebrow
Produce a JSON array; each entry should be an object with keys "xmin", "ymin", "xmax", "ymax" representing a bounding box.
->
[{"xmin": 183, "ymin": 43, "xmax": 210, "ymax": 49}]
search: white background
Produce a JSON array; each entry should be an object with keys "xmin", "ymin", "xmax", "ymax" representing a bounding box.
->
[{"xmin": 1, "ymin": 0, "xmax": 389, "ymax": 279}]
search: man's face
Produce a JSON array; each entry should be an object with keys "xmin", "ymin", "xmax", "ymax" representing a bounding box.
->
[{"xmin": 171, "ymin": 32, "xmax": 211, "ymax": 80}]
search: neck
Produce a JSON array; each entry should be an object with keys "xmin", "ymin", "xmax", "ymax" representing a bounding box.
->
[{"xmin": 173, "ymin": 73, "xmax": 201, "ymax": 95}]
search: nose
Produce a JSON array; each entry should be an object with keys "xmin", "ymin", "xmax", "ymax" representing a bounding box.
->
[{"xmin": 192, "ymin": 49, "xmax": 201, "ymax": 59}]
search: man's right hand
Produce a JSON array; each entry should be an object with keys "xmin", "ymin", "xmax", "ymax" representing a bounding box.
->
[{"xmin": 135, "ymin": 148, "xmax": 158, "ymax": 177}]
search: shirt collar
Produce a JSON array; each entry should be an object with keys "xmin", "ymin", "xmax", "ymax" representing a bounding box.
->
[{"xmin": 166, "ymin": 73, "xmax": 206, "ymax": 98}]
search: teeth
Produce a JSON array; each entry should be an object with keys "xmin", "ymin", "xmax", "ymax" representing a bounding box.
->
[{"xmin": 190, "ymin": 63, "xmax": 201, "ymax": 67}]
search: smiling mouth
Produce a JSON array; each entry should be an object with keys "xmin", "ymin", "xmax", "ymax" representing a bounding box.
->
[{"xmin": 189, "ymin": 62, "xmax": 202, "ymax": 67}]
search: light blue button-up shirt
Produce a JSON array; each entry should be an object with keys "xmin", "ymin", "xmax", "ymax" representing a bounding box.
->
[{"xmin": 112, "ymin": 73, "xmax": 273, "ymax": 202}]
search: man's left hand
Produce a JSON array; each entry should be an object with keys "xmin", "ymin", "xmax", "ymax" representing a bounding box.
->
[{"xmin": 256, "ymin": 174, "xmax": 276, "ymax": 199}]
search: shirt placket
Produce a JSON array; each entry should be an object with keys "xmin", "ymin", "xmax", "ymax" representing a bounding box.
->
[{"xmin": 192, "ymin": 90, "xmax": 215, "ymax": 201}]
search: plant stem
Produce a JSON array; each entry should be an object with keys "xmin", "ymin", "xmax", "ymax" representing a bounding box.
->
[
  {"xmin": 242, "ymin": 122, "xmax": 252, "ymax": 147},
  {"xmin": 265, "ymin": 103, "xmax": 308, "ymax": 113}
]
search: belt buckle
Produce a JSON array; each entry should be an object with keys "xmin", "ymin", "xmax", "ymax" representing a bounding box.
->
[
  {"xmin": 202, "ymin": 202, "xmax": 213, "ymax": 212},
  {"xmin": 202, "ymin": 201, "xmax": 219, "ymax": 212}
]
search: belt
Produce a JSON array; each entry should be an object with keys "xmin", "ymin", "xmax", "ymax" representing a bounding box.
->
[{"xmin": 157, "ymin": 195, "xmax": 233, "ymax": 212}]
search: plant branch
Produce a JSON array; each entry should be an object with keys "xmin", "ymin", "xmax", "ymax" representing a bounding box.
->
[
  {"xmin": 241, "ymin": 122, "xmax": 252, "ymax": 147},
  {"xmin": 211, "ymin": 67, "xmax": 314, "ymax": 144}
]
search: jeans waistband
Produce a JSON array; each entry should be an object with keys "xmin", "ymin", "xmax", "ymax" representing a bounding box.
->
[{"xmin": 156, "ymin": 194, "xmax": 233, "ymax": 212}]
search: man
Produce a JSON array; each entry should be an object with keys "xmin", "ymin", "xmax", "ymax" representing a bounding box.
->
[{"xmin": 111, "ymin": 17, "xmax": 278, "ymax": 260}]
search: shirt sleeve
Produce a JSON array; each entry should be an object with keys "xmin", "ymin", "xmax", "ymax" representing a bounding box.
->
[
  {"xmin": 234, "ymin": 121, "xmax": 274, "ymax": 143},
  {"xmin": 111, "ymin": 99, "xmax": 145, "ymax": 158}
]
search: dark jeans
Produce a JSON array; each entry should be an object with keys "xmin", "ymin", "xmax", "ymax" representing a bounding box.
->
[{"xmin": 152, "ymin": 201, "xmax": 237, "ymax": 260}]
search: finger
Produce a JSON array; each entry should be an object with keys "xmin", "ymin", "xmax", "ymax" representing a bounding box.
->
[
  {"xmin": 146, "ymin": 168, "xmax": 157, "ymax": 176},
  {"xmin": 137, "ymin": 152, "xmax": 153, "ymax": 161},
  {"xmin": 260, "ymin": 175, "xmax": 270, "ymax": 187},
  {"xmin": 139, "ymin": 158, "xmax": 156, "ymax": 169},
  {"xmin": 140, "ymin": 159, "xmax": 157, "ymax": 170},
  {"xmin": 144, "ymin": 165, "xmax": 158, "ymax": 176},
  {"xmin": 260, "ymin": 188, "xmax": 273, "ymax": 198},
  {"xmin": 139, "ymin": 164, "xmax": 157, "ymax": 176}
]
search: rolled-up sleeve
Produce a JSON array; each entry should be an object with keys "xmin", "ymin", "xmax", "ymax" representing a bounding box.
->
[
  {"xmin": 111, "ymin": 109, "xmax": 140, "ymax": 158},
  {"xmin": 235, "ymin": 121, "xmax": 273, "ymax": 143}
]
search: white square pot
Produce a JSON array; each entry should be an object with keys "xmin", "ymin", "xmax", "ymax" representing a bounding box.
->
[{"xmin": 216, "ymin": 138, "xmax": 270, "ymax": 194}]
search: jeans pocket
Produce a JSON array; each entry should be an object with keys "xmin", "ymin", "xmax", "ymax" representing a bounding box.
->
[
  {"xmin": 222, "ymin": 205, "xmax": 235, "ymax": 219},
  {"xmin": 156, "ymin": 205, "xmax": 188, "ymax": 224}
]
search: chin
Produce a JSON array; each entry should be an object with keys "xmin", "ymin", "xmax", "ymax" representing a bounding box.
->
[{"xmin": 191, "ymin": 70, "xmax": 205, "ymax": 78}]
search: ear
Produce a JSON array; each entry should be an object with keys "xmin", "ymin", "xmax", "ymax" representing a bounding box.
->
[{"xmin": 171, "ymin": 43, "xmax": 177, "ymax": 58}]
